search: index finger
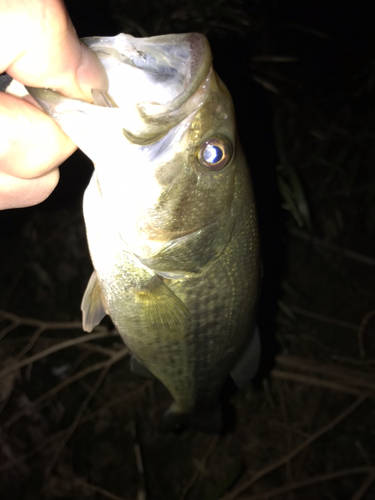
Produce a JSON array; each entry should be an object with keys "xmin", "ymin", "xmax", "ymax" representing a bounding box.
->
[{"xmin": 0, "ymin": 0, "xmax": 107, "ymax": 99}]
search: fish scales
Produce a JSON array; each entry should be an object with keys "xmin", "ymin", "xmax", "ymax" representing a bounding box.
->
[{"xmin": 26, "ymin": 32, "xmax": 261, "ymax": 432}]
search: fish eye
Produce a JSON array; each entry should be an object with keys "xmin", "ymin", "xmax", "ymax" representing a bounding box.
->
[{"xmin": 198, "ymin": 137, "xmax": 233, "ymax": 171}]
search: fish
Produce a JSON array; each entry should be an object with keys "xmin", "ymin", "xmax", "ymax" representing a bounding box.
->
[{"xmin": 27, "ymin": 33, "xmax": 261, "ymax": 432}]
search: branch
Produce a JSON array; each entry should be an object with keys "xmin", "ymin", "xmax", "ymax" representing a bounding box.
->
[
  {"xmin": 289, "ymin": 227, "xmax": 375, "ymax": 266},
  {"xmin": 179, "ymin": 436, "xmax": 219, "ymax": 500},
  {"xmin": 351, "ymin": 469, "xmax": 375, "ymax": 500},
  {"xmin": 240, "ymin": 466, "xmax": 375, "ymax": 499},
  {"xmin": 75, "ymin": 478, "xmax": 132, "ymax": 500},
  {"xmin": 357, "ymin": 310, "xmax": 375, "ymax": 358},
  {"xmin": 222, "ymin": 395, "xmax": 367, "ymax": 499},
  {"xmin": 276, "ymin": 354, "xmax": 375, "ymax": 392},
  {"xmin": 3, "ymin": 348, "xmax": 129, "ymax": 430},
  {"xmin": 0, "ymin": 382, "xmax": 152, "ymax": 472},
  {"xmin": 289, "ymin": 305, "xmax": 359, "ymax": 331},
  {"xmin": 0, "ymin": 330, "xmax": 118, "ymax": 379},
  {"xmin": 0, "ymin": 309, "xmax": 86, "ymax": 330},
  {"xmin": 47, "ymin": 365, "xmax": 111, "ymax": 474},
  {"xmin": 271, "ymin": 369, "xmax": 366, "ymax": 396}
]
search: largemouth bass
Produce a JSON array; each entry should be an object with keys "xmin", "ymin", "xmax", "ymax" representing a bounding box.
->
[{"xmin": 28, "ymin": 33, "xmax": 261, "ymax": 432}]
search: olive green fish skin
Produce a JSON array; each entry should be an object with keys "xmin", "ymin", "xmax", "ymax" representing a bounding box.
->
[
  {"xmin": 27, "ymin": 33, "xmax": 260, "ymax": 428},
  {"xmin": 97, "ymin": 145, "xmax": 259, "ymax": 416}
]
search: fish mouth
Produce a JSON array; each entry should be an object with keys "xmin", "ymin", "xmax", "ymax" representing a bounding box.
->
[
  {"xmin": 26, "ymin": 33, "xmax": 212, "ymax": 144},
  {"xmin": 83, "ymin": 33, "xmax": 212, "ymax": 141}
]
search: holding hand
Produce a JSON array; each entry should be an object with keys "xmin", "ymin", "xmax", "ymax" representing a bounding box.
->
[{"xmin": 0, "ymin": 0, "xmax": 107, "ymax": 209}]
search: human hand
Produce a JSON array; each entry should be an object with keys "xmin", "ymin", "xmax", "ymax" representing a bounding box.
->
[{"xmin": 0, "ymin": 0, "xmax": 108, "ymax": 209}]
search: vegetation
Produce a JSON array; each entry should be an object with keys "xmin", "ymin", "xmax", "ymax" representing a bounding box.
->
[{"xmin": 0, "ymin": 1, "xmax": 374, "ymax": 498}]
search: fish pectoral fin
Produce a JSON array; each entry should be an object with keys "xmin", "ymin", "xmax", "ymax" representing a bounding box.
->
[
  {"xmin": 133, "ymin": 277, "xmax": 190, "ymax": 340},
  {"xmin": 81, "ymin": 270, "xmax": 107, "ymax": 332},
  {"xmin": 230, "ymin": 326, "xmax": 261, "ymax": 388}
]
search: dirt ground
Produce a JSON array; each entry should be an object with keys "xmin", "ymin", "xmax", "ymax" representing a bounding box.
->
[{"xmin": 1, "ymin": 1, "xmax": 375, "ymax": 499}]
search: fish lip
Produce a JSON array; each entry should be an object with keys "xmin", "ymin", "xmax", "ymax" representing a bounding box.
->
[{"xmin": 83, "ymin": 33, "xmax": 212, "ymax": 120}]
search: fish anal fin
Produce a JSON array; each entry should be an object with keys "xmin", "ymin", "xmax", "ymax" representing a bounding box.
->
[
  {"xmin": 81, "ymin": 270, "xmax": 107, "ymax": 332},
  {"xmin": 230, "ymin": 326, "xmax": 261, "ymax": 388},
  {"xmin": 130, "ymin": 355, "xmax": 157, "ymax": 380},
  {"xmin": 133, "ymin": 277, "xmax": 190, "ymax": 341}
]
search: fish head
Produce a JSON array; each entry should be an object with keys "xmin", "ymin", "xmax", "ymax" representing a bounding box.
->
[{"xmin": 27, "ymin": 33, "xmax": 239, "ymax": 263}]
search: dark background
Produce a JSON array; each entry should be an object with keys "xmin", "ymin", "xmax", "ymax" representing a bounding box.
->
[{"xmin": 1, "ymin": 1, "xmax": 375, "ymax": 499}]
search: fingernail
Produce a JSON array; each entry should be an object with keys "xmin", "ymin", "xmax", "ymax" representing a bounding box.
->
[{"xmin": 77, "ymin": 43, "xmax": 108, "ymax": 100}]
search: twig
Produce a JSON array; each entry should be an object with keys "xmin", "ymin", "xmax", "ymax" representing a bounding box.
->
[
  {"xmin": 355, "ymin": 441, "xmax": 372, "ymax": 466},
  {"xmin": 0, "ymin": 429, "xmax": 66, "ymax": 472},
  {"xmin": 253, "ymin": 67, "xmax": 303, "ymax": 89},
  {"xmin": 221, "ymin": 395, "xmax": 367, "ymax": 499},
  {"xmin": 0, "ymin": 310, "xmax": 87, "ymax": 330},
  {"xmin": 297, "ymin": 391, "xmax": 324, "ymax": 477},
  {"xmin": 252, "ymin": 56, "xmax": 299, "ymax": 62},
  {"xmin": 0, "ymin": 330, "xmax": 117, "ymax": 379},
  {"xmin": 0, "ymin": 430, "xmax": 29, "ymax": 474},
  {"xmin": 130, "ymin": 420, "xmax": 146, "ymax": 500},
  {"xmin": 79, "ymin": 342, "xmax": 119, "ymax": 357},
  {"xmin": 351, "ymin": 468, "xmax": 375, "ymax": 500},
  {"xmin": 0, "ymin": 321, "xmax": 19, "ymax": 341},
  {"xmin": 275, "ymin": 379, "xmax": 293, "ymax": 480},
  {"xmin": 14, "ymin": 326, "xmax": 45, "ymax": 361},
  {"xmin": 271, "ymin": 369, "xmax": 367, "ymax": 396},
  {"xmin": 68, "ymin": 350, "xmax": 94, "ymax": 376},
  {"xmin": 267, "ymin": 419, "xmax": 309, "ymax": 439},
  {"xmin": 289, "ymin": 305, "xmax": 359, "ymax": 331},
  {"xmin": 80, "ymin": 382, "xmax": 152, "ymax": 425},
  {"xmin": 276, "ymin": 355, "xmax": 375, "ymax": 392},
  {"xmin": 294, "ymin": 333, "xmax": 334, "ymax": 353},
  {"xmin": 75, "ymin": 477, "xmax": 132, "ymax": 500},
  {"xmin": 357, "ymin": 310, "xmax": 375, "ymax": 358},
  {"xmin": 179, "ymin": 436, "xmax": 219, "ymax": 500},
  {"xmin": 31, "ymin": 339, "xmax": 123, "ymax": 468},
  {"xmin": 3, "ymin": 348, "xmax": 129, "ymax": 430},
  {"xmin": 47, "ymin": 365, "xmax": 111, "ymax": 474},
  {"xmin": 284, "ymin": 23, "xmax": 331, "ymax": 39},
  {"xmin": 289, "ymin": 227, "xmax": 375, "ymax": 266},
  {"xmin": 239, "ymin": 466, "xmax": 375, "ymax": 499},
  {"xmin": 331, "ymin": 354, "xmax": 375, "ymax": 366},
  {"xmin": 251, "ymin": 76, "xmax": 279, "ymax": 94},
  {"xmin": 0, "ymin": 382, "xmax": 151, "ymax": 472}
]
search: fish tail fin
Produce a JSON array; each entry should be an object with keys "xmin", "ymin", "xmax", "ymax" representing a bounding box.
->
[{"xmin": 158, "ymin": 405, "xmax": 223, "ymax": 434}]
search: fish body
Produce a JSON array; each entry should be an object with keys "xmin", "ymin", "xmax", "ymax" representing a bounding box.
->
[{"xmin": 28, "ymin": 33, "xmax": 260, "ymax": 431}]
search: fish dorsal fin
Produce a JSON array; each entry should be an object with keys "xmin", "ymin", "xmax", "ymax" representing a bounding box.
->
[
  {"xmin": 133, "ymin": 276, "xmax": 191, "ymax": 341},
  {"xmin": 81, "ymin": 271, "xmax": 107, "ymax": 332}
]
